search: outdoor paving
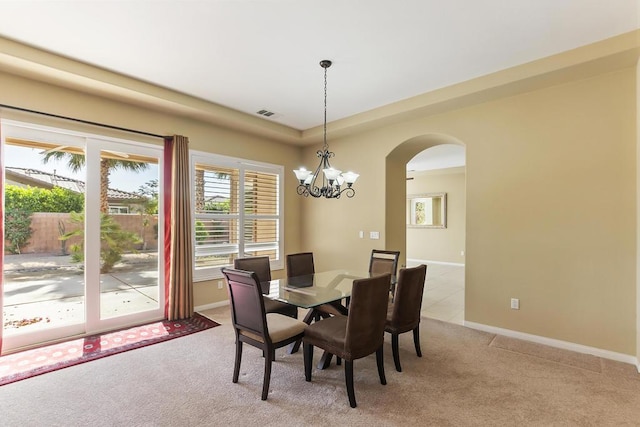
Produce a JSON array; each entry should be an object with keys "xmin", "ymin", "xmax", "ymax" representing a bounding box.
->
[{"xmin": 2, "ymin": 252, "xmax": 159, "ymax": 334}]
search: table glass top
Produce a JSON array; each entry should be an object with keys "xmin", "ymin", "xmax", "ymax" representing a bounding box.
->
[{"xmin": 263, "ymin": 269, "xmax": 377, "ymax": 309}]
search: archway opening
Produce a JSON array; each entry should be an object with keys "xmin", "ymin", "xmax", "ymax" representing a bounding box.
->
[{"xmin": 386, "ymin": 134, "xmax": 466, "ymax": 324}]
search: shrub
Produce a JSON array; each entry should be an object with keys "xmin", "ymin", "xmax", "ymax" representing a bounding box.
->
[
  {"xmin": 4, "ymin": 185, "xmax": 84, "ymax": 213},
  {"xmin": 4, "ymin": 209, "xmax": 33, "ymax": 254},
  {"xmin": 61, "ymin": 212, "xmax": 142, "ymax": 273}
]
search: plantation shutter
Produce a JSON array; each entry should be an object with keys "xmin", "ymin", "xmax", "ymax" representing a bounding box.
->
[
  {"xmin": 191, "ymin": 154, "xmax": 283, "ymax": 281},
  {"xmin": 242, "ymin": 169, "xmax": 279, "ymax": 259},
  {"xmin": 193, "ymin": 164, "xmax": 240, "ymax": 270}
]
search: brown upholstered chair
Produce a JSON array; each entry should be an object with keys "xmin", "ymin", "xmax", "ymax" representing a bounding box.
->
[
  {"xmin": 234, "ymin": 256, "xmax": 298, "ymax": 319},
  {"xmin": 221, "ymin": 267, "xmax": 306, "ymax": 401},
  {"xmin": 385, "ymin": 264, "xmax": 427, "ymax": 372},
  {"xmin": 302, "ymin": 273, "xmax": 391, "ymax": 408},
  {"xmin": 286, "ymin": 252, "xmax": 315, "ymax": 278},
  {"xmin": 369, "ymin": 249, "xmax": 400, "ymax": 298},
  {"xmin": 369, "ymin": 249, "xmax": 400, "ymax": 276}
]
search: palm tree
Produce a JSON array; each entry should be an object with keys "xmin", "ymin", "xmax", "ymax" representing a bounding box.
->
[{"xmin": 42, "ymin": 151, "xmax": 149, "ymax": 213}]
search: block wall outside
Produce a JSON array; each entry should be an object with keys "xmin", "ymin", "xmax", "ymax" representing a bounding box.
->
[{"xmin": 4, "ymin": 212, "xmax": 159, "ymax": 255}]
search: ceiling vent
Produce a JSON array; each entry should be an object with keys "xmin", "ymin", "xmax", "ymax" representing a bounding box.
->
[{"xmin": 256, "ymin": 109, "xmax": 281, "ymax": 119}]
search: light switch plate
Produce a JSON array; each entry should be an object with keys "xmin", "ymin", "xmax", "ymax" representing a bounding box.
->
[{"xmin": 369, "ymin": 231, "xmax": 380, "ymax": 239}]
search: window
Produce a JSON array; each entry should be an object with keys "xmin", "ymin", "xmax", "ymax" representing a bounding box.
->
[
  {"xmin": 108, "ymin": 205, "xmax": 130, "ymax": 214},
  {"xmin": 191, "ymin": 151, "xmax": 283, "ymax": 281}
]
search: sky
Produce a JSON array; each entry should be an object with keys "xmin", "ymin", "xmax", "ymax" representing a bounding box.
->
[{"xmin": 4, "ymin": 144, "xmax": 158, "ymax": 193}]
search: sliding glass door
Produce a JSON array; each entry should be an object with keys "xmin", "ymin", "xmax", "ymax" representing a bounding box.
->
[{"xmin": 1, "ymin": 120, "xmax": 164, "ymax": 353}]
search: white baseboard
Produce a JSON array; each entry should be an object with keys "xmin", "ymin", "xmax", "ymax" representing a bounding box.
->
[
  {"xmin": 406, "ymin": 258, "xmax": 464, "ymax": 267},
  {"xmin": 465, "ymin": 321, "xmax": 639, "ymax": 369},
  {"xmin": 195, "ymin": 300, "xmax": 229, "ymax": 312}
]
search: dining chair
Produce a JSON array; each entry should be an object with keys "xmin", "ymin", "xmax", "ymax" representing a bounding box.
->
[
  {"xmin": 385, "ymin": 264, "xmax": 427, "ymax": 372},
  {"xmin": 234, "ymin": 256, "xmax": 298, "ymax": 319},
  {"xmin": 302, "ymin": 273, "xmax": 391, "ymax": 408},
  {"xmin": 286, "ymin": 252, "xmax": 315, "ymax": 278},
  {"xmin": 369, "ymin": 249, "xmax": 400, "ymax": 276},
  {"xmin": 369, "ymin": 249, "xmax": 401, "ymax": 298},
  {"xmin": 221, "ymin": 267, "xmax": 306, "ymax": 401}
]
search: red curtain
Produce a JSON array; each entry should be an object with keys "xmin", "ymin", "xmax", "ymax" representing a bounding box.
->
[{"xmin": 163, "ymin": 136, "xmax": 194, "ymax": 320}]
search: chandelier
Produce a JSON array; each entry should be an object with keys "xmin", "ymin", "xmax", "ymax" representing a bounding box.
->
[{"xmin": 293, "ymin": 60, "xmax": 359, "ymax": 198}]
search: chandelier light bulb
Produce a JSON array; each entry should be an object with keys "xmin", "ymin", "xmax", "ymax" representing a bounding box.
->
[
  {"xmin": 293, "ymin": 168, "xmax": 311, "ymax": 183},
  {"xmin": 342, "ymin": 171, "xmax": 359, "ymax": 185}
]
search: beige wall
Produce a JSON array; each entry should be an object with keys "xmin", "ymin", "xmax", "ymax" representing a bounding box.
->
[
  {"xmin": 406, "ymin": 168, "xmax": 466, "ymax": 264},
  {"xmin": 302, "ymin": 68, "xmax": 636, "ymax": 356},
  {"xmin": 0, "ymin": 71, "xmax": 303, "ymax": 307}
]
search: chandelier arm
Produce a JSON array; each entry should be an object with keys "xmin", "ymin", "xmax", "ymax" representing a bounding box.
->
[
  {"xmin": 339, "ymin": 186, "xmax": 356, "ymax": 198},
  {"xmin": 305, "ymin": 150, "xmax": 326, "ymax": 198}
]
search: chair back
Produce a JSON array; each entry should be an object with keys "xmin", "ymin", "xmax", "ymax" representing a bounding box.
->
[
  {"xmin": 345, "ymin": 273, "xmax": 391, "ymax": 359},
  {"xmin": 286, "ymin": 252, "xmax": 315, "ymax": 278},
  {"xmin": 369, "ymin": 250, "xmax": 400, "ymax": 276},
  {"xmin": 390, "ymin": 265, "xmax": 427, "ymax": 330},
  {"xmin": 222, "ymin": 267, "xmax": 268, "ymax": 342},
  {"xmin": 234, "ymin": 256, "xmax": 272, "ymax": 283}
]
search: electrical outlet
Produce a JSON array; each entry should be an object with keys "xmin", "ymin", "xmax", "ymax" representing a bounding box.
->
[
  {"xmin": 217, "ymin": 280, "xmax": 224, "ymax": 290},
  {"xmin": 510, "ymin": 298, "xmax": 520, "ymax": 310}
]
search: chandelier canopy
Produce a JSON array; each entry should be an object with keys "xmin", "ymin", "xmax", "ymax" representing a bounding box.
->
[{"xmin": 293, "ymin": 60, "xmax": 359, "ymax": 199}]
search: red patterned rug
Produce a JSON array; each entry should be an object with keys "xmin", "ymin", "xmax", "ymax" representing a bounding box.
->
[{"xmin": 0, "ymin": 313, "xmax": 219, "ymax": 386}]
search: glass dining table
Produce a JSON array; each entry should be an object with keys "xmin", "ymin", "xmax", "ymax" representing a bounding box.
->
[
  {"xmin": 262, "ymin": 269, "xmax": 368, "ymax": 308},
  {"xmin": 260, "ymin": 269, "xmax": 394, "ymax": 368}
]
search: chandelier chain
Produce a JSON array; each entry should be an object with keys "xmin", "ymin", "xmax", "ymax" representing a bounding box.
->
[{"xmin": 323, "ymin": 64, "xmax": 328, "ymax": 152}]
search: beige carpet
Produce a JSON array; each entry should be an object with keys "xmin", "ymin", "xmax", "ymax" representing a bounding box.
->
[
  {"xmin": 489, "ymin": 335, "xmax": 603, "ymax": 373},
  {"xmin": 0, "ymin": 306, "xmax": 638, "ymax": 426}
]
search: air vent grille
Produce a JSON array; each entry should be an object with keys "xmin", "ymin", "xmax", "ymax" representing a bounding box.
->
[{"xmin": 256, "ymin": 109, "xmax": 281, "ymax": 119}]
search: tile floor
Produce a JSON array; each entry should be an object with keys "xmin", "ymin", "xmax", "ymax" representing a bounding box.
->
[{"xmin": 407, "ymin": 261, "xmax": 465, "ymax": 325}]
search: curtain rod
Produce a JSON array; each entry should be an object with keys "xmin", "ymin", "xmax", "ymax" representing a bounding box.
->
[{"xmin": 0, "ymin": 103, "xmax": 169, "ymax": 139}]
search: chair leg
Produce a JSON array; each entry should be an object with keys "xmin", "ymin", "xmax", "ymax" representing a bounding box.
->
[
  {"xmin": 233, "ymin": 340, "xmax": 243, "ymax": 383},
  {"xmin": 303, "ymin": 343, "xmax": 313, "ymax": 382},
  {"xmin": 262, "ymin": 348, "xmax": 273, "ymax": 400},
  {"xmin": 392, "ymin": 333, "xmax": 402, "ymax": 372},
  {"xmin": 345, "ymin": 360, "xmax": 357, "ymax": 408},
  {"xmin": 413, "ymin": 325, "xmax": 422, "ymax": 357},
  {"xmin": 376, "ymin": 346, "xmax": 387, "ymax": 385}
]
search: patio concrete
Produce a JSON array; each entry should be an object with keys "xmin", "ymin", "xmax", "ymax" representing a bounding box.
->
[{"xmin": 2, "ymin": 252, "xmax": 159, "ymax": 333}]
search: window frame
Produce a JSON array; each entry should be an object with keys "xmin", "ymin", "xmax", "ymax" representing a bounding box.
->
[{"xmin": 190, "ymin": 150, "xmax": 284, "ymax": 282}]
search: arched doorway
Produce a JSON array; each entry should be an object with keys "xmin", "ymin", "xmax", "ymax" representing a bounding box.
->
[{"xmin": 386, "ymin": 134, "xmax": 466, "ymax": 324}]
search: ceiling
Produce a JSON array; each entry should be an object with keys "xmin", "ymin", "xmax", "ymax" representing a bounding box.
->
[{"xmin": 0, "ymin": 1, "xmax": 638, "ymax": 170}]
